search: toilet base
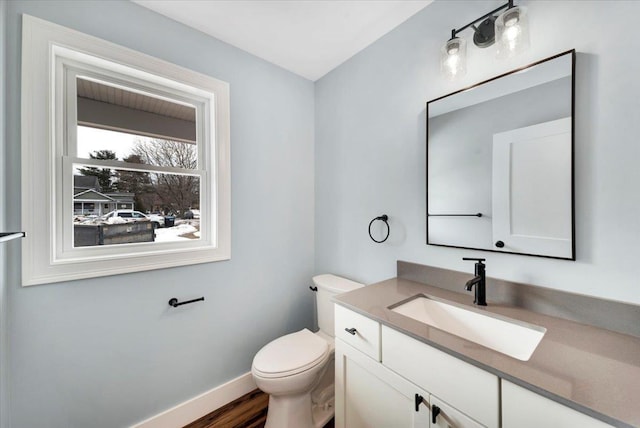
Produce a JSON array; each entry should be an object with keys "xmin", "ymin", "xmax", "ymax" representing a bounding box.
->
[
  {"xmin": 312, "ymin": 397, "xmax": 335, "ymax": 428},
  {"xmin": 310, "ymin": 358, "xmax": 335, "ymax": 427},
  {"xmin": 263, "ymin": 358, "xmax": 335, "ymax": 428},
  {"xmin": 264, "ymin": 393, "xmax": 334, "ymax": 428},
  {"xmin": 265, "ymin": 392, "xmax": 313, "ymax": 428}
]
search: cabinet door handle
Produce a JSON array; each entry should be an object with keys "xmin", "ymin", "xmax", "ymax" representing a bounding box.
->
[
  {"xmin": 432, "ymin": 404, "xmax": 441, "ymax": 424},
  {"xmin": 344, "ymin": 327, "xmax": 357, "ymax": 335},
  {"xmin": 495, "ymin": 240, "xmax": 505, "ymax": 248},
  {"xmin": 432, "ymin": 404, "xmax": 457, "ymax": 427},
  {"xmin": 414, "ymin": 394, "xmax": 429, "ymax": 412}
]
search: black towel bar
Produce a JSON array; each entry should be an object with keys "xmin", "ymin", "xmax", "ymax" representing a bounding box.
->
[
  {"xmin": 0, "ymin": 232, "xmax": 26, "ymax": 243},
  {"xmin": 428, "ymin": 213, "xmax": 482, "ymax": 217},
  {"xmin": 168, "ymin": 297, "xmax": 205, "ymax": 307}
]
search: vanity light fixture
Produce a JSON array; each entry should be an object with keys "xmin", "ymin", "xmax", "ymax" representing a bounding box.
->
[
  {"xmin": 441, "ymin": 0, "xmax": 530, "ymax": 79},
  {"xmin": 495, "ymin": 4, "xmax": 530, "ymax": 59},
  {"xmin": 441, "ymin": 36, "xmax": 467, "ymax": 80}
]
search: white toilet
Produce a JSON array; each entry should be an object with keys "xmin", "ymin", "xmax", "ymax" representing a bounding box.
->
[{"xmin": 251, "ymin": 274, "xmax": 364, "ymax": 428}]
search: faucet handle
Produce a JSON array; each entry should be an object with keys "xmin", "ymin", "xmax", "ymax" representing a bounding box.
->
[{"xmin": 462, "ymin": 257, "xmax": 485, "ymax": 263}]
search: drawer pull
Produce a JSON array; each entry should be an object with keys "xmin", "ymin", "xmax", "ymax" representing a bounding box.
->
[{"xmin": 345, "ymin": 327, "xmax": 357, "ymax": 335}]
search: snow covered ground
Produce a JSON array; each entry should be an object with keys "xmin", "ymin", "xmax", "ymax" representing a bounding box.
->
[{"xmin": 154, "ymin": 224, "xmax": 199, "ymax": 242}]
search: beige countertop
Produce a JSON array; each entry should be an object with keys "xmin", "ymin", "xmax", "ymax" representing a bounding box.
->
[{"xmin": 334, "ymin": 277, "xmax": 640, "ymax": 428}]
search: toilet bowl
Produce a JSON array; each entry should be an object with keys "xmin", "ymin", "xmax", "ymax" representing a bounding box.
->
[
  {"xmin": 251, "ymin": 274, "xmax": 364, "ymax": 428},
  {"xmin": 252, "ymin": 329, "xmax": 333, "ymax": 428}
]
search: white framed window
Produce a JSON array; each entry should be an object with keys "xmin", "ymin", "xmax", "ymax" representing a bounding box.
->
[{"xmin": 21, "ymin": 15, "xmax": 230, "ymax": 285}]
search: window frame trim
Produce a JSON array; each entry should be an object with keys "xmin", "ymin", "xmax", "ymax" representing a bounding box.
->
[{"xmin": 21, "ymin": 15, "xmax": 231, "ymax": 286}]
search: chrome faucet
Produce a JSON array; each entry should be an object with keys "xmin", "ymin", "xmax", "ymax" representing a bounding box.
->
[{"xmin": 463, "ymin": 258, "xmax": 487, "ymax": 306}]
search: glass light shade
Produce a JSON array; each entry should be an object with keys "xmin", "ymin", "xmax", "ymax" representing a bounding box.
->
[
  {"xmin": 495, "ymin": 6, "xmax": 530, "ymax": 59},
  {"xmin": 441, "ymin": 37, "xmax": 467, "ymax": 80}
]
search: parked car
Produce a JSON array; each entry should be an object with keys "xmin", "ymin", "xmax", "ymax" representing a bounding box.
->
[
  {"xmin": 102, "ymin": 210, "xmax": 165, "ymax": 228},
  {"xmin": 146, "ymin": 212, "xmax": 166, "ymax": 226}
]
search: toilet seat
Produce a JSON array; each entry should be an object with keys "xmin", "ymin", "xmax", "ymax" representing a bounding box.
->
[
  {"xmin": 253, "ymin": 329, "xmax": 329, "ymax": 379},
  {"xmin": 315, "ymin": 330, "xmax": 335, "ymax": 351}
]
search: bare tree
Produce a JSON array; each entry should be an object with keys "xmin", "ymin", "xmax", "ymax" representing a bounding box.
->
[
  {"xmin": 131, "ymin": 139, "xmax": 199, "ymax": 214},
  {"xmin": 132, "ymin": 138, "xmax": 197, "ymax": 169}
]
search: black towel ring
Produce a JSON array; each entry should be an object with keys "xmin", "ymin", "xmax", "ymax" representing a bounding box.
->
[{"xmin": 368, "ymin": 215, "xmax": 390, "ymax": 243}]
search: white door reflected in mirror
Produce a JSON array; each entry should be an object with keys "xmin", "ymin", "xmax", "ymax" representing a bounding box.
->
[{"xmin": 492, "ymin": 117, "xmax": 572, "ymax": 259}]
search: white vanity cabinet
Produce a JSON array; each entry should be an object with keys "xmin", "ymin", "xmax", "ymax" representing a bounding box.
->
[
  {"xmin": 335, "ymin": 306, "xmax": 495, "ymax": 428},
  {"xmin": 335, "ymin": 304, "xmax": 427, "ymax": 427},
  {"xmin": 335, "ymin": 305, "xmax": 614, "ymax": 428},
  {"xmin": 382, "ymin": 325, "xmax": 498, "ymax": 428},
  {"xmin": 335, "ymin": 340, "xmax": 431, "ymax": 427},
  {"xmin": 501, "ymin": 380, "xmax": 614, "ymax": 428},
  {"xmin": 335, "ymin": 339, "xmax": 482, "ymax": 428}
]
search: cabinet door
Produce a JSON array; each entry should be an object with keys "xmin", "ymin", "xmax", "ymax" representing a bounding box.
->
[
  {"xmin": 335, "ymin": 339, "xmax": 431, "ymax": 428},
  {"xmin": 502, "ymin": 380, "xmax": 613, "ymax": 428},
  {"xmin": 382, "ymin": 326, "xmax": 499, "ymax": 427},
  {"xmin": 431, "ymin": 395, "xmax": 485, "ymax": 428}
]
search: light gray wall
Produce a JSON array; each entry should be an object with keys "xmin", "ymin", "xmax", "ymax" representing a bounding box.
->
[
  {"xmin": 315, "ymin": 0, "xmax": 640, "ymax": 305},
  {"xmin": 3, "ymin": 1, "xmax": 314, "ymax": 427}
]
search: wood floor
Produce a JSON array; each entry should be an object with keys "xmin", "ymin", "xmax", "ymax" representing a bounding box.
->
[
  {"xmin": 184, "ymin": 389, "xmax": 268, "ymax": 428},
  {"xmin": 184, "ymin": 389, "xmax": 335, "ymax": 428}
]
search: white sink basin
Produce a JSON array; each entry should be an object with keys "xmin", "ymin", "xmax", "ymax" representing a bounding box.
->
[{"xmin": 390, "ymin": 296, "xmax": 546, "ymax": 361}]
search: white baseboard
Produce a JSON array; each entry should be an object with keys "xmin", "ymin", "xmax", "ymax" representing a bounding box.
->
[{"xmin": 131, "ymin": 372, "xmax": 257, "ymax": 428}]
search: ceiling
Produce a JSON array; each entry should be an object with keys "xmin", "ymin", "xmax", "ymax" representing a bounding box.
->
[{"xmin": 133, "ymin": 0, "xmax": 433, "ymax": 81}]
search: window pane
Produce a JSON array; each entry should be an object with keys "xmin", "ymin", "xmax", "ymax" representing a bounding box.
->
[
  {"xmin": 76, "ymin": 76, "xmax": 197, "ymax": 169},
  {"xmin": 73, "ymin": 167, "xmax": 201, "ymax": 247},
  {"xmin": 77, "ymin": 126, "xmax": 198, "ymax": 170},
  {"xmin": 76, "ymin": 77, "xmax": 196, "ymax": 140}
]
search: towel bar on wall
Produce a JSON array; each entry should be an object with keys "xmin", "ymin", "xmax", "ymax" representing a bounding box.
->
[
  {"xmin": 168, "ymin": 297, "xmax": 205, "ymax": 307},
  {"xmin": 0, "ymin": 232, "xmax": 26, "ymax": 244},
  {"xmin": 428, "ymin": 213, "xmax": 483, "ymax": 217}
]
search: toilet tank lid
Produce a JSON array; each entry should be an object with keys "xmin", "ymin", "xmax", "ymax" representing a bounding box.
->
[{"xmin": 312, "ymin": 274, "xmax": 364, "ymax": 293}]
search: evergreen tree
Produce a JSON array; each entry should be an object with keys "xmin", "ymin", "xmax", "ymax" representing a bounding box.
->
[
  {"xmin": 78, "ymin": 150, "xmax": 117, "ymax": 192},
  {"xmin": 115, "ymin": 154, "xmax": 152, "ymax": 212}
]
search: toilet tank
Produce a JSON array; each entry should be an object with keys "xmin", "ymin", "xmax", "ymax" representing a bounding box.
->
[{"xmin": 313, "ymin": 274, "xmax": 364, "ymax": 336}]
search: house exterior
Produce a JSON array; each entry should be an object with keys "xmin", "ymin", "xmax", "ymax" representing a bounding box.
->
[{"xmin": 73, "ymin": 175, "xmax": 134, "ymax": 215}]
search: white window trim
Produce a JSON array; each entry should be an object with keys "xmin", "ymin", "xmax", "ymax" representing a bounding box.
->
[{"xmin": 21, "ymin": 15, "xmax": 231, "ymax": 286}]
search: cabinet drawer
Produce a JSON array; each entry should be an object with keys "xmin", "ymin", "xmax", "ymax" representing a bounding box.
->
[
  {"xmin": 382, "ymin": 326, "xmax": 499, "ymax": 428},
  {"xmin": 502, "ymin": 380, "xmax": 613, "ymax": 428},
  {"xmin": 335, "ymin": 305, "xmax": 380, "ymax": 361}
]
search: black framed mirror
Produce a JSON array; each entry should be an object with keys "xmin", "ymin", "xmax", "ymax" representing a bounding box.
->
[{"xmin": 426, "ymin": 50, "xmax": 575, "ymax": 260}]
